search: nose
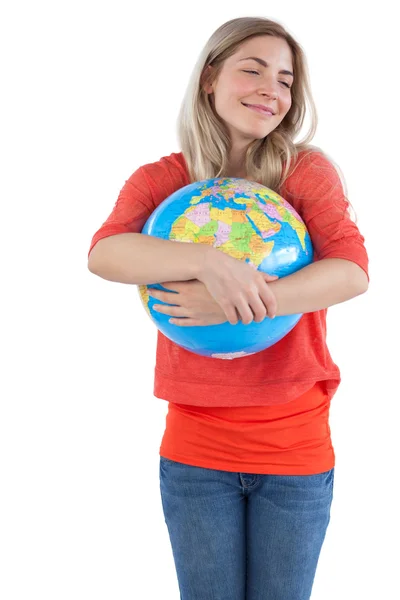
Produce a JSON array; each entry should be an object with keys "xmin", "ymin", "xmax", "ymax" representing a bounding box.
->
[
  {"xmin": 258, "ymin": 78, "xmax": 279, "ymax": 99},
  {"xmin": 259, "ymin": 87, "xmax": 278, "ymax": 100},
  {"xmin": 260, "ymin": 89, "xmax": 278, "ymax": 100}
]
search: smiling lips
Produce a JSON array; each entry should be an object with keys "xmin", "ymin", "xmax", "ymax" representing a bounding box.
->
[{"xmin": 242, "ymin": 103, "xmax": 275, "ymax": 116}]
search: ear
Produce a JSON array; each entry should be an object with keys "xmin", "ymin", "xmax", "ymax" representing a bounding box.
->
[{"xmin": 201, "ymin": 65, "xmax": 214, "ymax": 94}]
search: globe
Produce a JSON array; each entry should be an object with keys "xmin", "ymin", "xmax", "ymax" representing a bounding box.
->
[{"xmin": 138, "ymin": 177, "xmax": 313, "ymax": 359}]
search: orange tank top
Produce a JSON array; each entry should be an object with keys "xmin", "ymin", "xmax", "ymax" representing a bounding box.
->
[{"xmin": 159, "ymin": 381, "xmax": 334, "ymax": 475}]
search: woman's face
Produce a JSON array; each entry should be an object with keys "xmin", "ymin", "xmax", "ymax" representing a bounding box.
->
[{"xmin": 204, "ymin": 35, "xmax": 294, "ymax": 152}]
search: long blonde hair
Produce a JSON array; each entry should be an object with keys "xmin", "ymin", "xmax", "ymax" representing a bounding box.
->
[{"xmin": 176, "ymin": 16, "xmax": 354, "ymax": 218}]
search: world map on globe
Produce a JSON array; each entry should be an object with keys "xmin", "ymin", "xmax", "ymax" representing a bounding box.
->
[{"xmin": 138, "ymin": 177, "xmax": 313, "ymax": 359}]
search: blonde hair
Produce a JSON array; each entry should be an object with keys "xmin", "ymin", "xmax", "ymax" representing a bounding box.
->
[{"xmin": 176, "ymin": 16, "xmax": 355, "ymax": 219}]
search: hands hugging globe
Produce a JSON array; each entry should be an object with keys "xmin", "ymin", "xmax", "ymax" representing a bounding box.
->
[{"xmin": 138, "ymin": 177, "xmax": 313, "ymax": 359}]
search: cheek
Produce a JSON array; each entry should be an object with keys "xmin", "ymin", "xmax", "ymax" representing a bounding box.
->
[
  {"xmin": 282, "ymin": 95, "xmax": 292, "ymax": 113},
  {"xmin": 225, "ymin": 74, "xmax": 254, "ymax": 98},
  {"xmin": 236, "ymin": 80, "xmax": 256, "ymax": 96},
  {"xmin": 215, "ymin": 82, "xmax": 245, "ymax": 111}
]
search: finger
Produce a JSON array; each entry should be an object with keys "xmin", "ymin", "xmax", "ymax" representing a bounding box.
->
[
  {"xmin": 169, "ymin": 318, "xmax": 202, "ymax": 327},
  {"xmin": 248, "ymin": 296, "xmax": 268, "ymax": 323},
  {"xmin": 148, "ymin": 289, "xmax": 179, "ymax": 303},
  {"xmin": 153, "ymin": 304, "xmax": 186, "ymax": 316},
  {"xmin": 259, "ymin": 284, "xmax": 277, "ymax": 319},
  {"xmin": 262, "ymin": 273, "xmax": 279, "ymax": 281},
  {"xmin": 218, "ymin": 300, "xmax": 239, "ymax": 325},
  {"xmin": 235, "ymin": 297, "xmax": 256, "ymax": 325}
]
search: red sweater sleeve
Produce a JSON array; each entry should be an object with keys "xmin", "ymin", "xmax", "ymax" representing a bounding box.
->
[
  {"xmin": 87, "ymin": 166, "xmax": 156, "ymax": 258},
  {"xmin": 87, "ymin": 153, "xmax": 189, "ymax": 258},
  {"xmin": 281, "ymin": 151, "xmax": 369, "ymax": 280}
]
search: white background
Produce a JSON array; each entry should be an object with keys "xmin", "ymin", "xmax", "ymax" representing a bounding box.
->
[{"xmin": 1, "ymin": 0, "xmax": 398, "ymax": 598}]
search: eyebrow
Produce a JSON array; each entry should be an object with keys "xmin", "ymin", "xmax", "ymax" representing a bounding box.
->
[{"xmin": 238, "ymin": 56, "xmax": 294, "ymax": 78}]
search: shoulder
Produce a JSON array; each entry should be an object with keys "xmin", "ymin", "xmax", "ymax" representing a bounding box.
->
[
  {"xmin": 281, "ymin": 146, "xmax": 343, "ymax": 200},
  {"xmin": 128, "ymin": 151, "xmax": 190, "ymax": 207},
  {"xmin": 139, "ymin": 151, "xmax": 189, "ymax": 186},
  {"xmin": 286, "ymin": 145, "xmax": 338, "ymax": 178}
]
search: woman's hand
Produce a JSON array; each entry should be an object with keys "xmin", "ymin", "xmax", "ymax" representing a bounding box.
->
[
  {"xmin": 197, "ymin": 248, "xmax": 279, "ymax": 325},
  {"xmin": 149, "ymin": 280, "xmax": 226, "ymax": 326},
  {"xmin": 147, "ymin": 271, "xmax": 279, "ymax": 327}
]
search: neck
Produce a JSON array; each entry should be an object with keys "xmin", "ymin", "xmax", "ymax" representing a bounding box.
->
[
  {"xmin": 226, "ymin": 143, "xmax": 249, "ymax": 178},
  {"xmin": 226, "ymin": 158, "xmax": 246, "ymax": 179}
]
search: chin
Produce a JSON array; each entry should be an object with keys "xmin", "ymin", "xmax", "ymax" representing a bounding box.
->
[{"xmin": 243, "ymin": 129, "xmax": 273, "ymax": 141}]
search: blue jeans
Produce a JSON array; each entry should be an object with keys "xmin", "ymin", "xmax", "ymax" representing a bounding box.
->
[{"xmin": 159, "ymin": 457, "xmax": 334, "ymax": 600}]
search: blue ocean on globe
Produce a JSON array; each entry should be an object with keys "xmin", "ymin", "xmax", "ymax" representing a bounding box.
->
[{"xmin": 138, "ymin": 177, "xmax": 313, "ymax": 359}]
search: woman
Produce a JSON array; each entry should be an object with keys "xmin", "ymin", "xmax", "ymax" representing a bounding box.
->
[{"xmin": 88, "ymin": 16, "xmax": 369, "ymax": 600}]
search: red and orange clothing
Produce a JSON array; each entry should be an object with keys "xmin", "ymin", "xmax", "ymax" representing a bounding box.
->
[{"xmin": 88, "ymin": 150, "xmax": 369, "ymax": 475}]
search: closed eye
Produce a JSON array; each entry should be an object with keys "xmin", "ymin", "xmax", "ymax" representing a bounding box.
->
[{"xmin": 242, "ymin": 70, "xmax": 291, "ymax": 88}]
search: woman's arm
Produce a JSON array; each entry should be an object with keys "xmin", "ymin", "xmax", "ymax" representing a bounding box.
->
[
  {"xmin": 88, "ymin": 232, "xmax": 210, "ymax": 284},
  {"xmin": 149, "ymin": 257, "xmax": 368, "ymax": 326},
  {"xmin": 273, "ymin": 151, "xmax": 370, "ymax": 316},
  {"xmin": 267, "ymin": 257, "xmax": 368, "ymax": 317}
]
